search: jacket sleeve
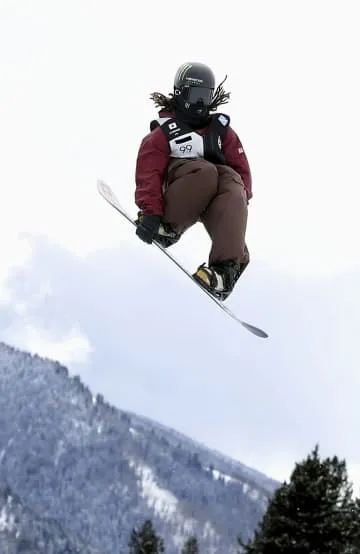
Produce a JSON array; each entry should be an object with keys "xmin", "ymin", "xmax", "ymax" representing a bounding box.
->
[
  {"xmin": 134, "ymin": 128, "xmax": 169, "ymax": 216},
  {"xmin": 222, "ymin": 126, "xmax": 253, "ymax": 201}
]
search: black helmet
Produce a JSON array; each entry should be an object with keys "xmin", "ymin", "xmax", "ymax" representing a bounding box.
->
[{"xmin": 173, "ymin": 62, "xmax": 216, "ymax": 124}]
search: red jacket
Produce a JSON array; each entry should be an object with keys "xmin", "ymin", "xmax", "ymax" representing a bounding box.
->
[{"xmin": 135, "ymin": 111, "xmax": 252, "ymax": 215}]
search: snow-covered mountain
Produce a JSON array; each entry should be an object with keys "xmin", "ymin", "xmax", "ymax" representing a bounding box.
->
[
  {"xmin": 0, "ymin": 483, "xmax": 106, "ymax": 554},
  {"xmin": 0, "ymin": 342, "xmax": 279, "ymax": 553}
]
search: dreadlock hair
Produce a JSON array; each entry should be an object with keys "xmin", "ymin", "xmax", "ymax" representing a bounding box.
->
[
  {"xmin": 149, "ymin": 91, "xmax": 174, "ymax": 110},
  {"xmin": 149, "ymin": 75, "xmax": 231, "ymax": 112},
  {"xmin": 209, "ymin": 75, "xmax": 230, "ymax": 110}
]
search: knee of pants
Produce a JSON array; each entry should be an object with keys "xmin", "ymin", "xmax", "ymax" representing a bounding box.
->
[
  {"xmin": 219, "ymin": 176, "xmax": 248, "ymax": 204},
  {"xmin": 190, "ymin": 161, "xmax": 219, "ymax": 193},
  {"xmin": 195, "ymin": 160, "xmax": 218, "ymax": 178}
]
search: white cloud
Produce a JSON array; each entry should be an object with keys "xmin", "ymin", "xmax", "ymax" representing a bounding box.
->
[
  {"xmin": 3, "ymin": 321, "xmax": 93, "ymax": 366},
  {"xmin": 0, "ymin": 234, "xmax": 33, "ymax": 305}
]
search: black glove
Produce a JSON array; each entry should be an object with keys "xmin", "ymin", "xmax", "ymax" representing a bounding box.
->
[{"xmin": 135, "ymin": 214, "xmax": 161, "ymax": 244}]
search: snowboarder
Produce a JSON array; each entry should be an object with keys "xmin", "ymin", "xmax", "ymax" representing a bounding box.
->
[{"xmin": 134, "ymin": 62, "xmax": 253, "ymax": 301}]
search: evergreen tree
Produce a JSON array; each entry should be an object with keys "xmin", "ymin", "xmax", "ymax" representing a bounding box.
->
[
  {"xmin": 181, "ymin": 535, "xmax": 199, "ymax": 554},
  {"xmin": 238, "ymin": 445, "xmax": 360, "ymax": 554},
  {"xmin": 343, "ymin": 497, "xmax": 360, "ymax": 553},
  {"xmin": 128, "ymin": 519, "xmax": 165, "ymax": 554}
]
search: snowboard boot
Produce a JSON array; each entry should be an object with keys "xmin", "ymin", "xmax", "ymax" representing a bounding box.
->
[
  {"xmin": 155, "ymin": 222, "xmax": 181, "ymax": 248},
  {"xmin": 192, "ymin": 259, "xmax": 242, "ymax": 301}
]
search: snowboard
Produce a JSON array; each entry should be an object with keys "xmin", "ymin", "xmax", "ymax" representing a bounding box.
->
[{"xmin": 97, "ymin": 180, "xmax": 268, "ymax": 339}]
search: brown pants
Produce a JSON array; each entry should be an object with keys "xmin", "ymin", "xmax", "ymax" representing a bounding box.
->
[{"xmin": 163, "ymin": 158, "xmax": 249, "ymax": 272}]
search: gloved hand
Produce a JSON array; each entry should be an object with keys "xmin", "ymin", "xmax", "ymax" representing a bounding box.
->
[{"xmin": 135, "ymin": 214, "xmax": 161, "ymax": 244}]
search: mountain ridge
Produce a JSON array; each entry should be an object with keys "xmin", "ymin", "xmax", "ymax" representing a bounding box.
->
[
  {"xmin": 0, "ymin": 341, "xmax": 279, "ymax": 553},
  {"xmin": 127, "ymin": 409, "xmax": 278, "ymax": 495}
]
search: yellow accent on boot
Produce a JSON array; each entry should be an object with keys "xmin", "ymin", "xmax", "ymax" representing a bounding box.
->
[{"xmin": 196, "ymin": 269, "xmax": 211, "ymax": 286}]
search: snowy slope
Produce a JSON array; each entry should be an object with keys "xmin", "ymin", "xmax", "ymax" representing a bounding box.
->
[
  {"xmin": 0, "ymin": 342, "xmax": 279, "ymax": 554},
  {"xmin": 129, "ymin": 411, "xmax": 278, "ymax": 497},
  {"xmin": 0, "ymin": 483, "xmax": 107, "ymax": 554}
]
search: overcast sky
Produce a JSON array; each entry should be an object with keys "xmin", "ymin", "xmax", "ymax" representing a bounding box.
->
[{"xmin": 1, "ymin": 0, "xmax": 360, "ymax": 492}]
